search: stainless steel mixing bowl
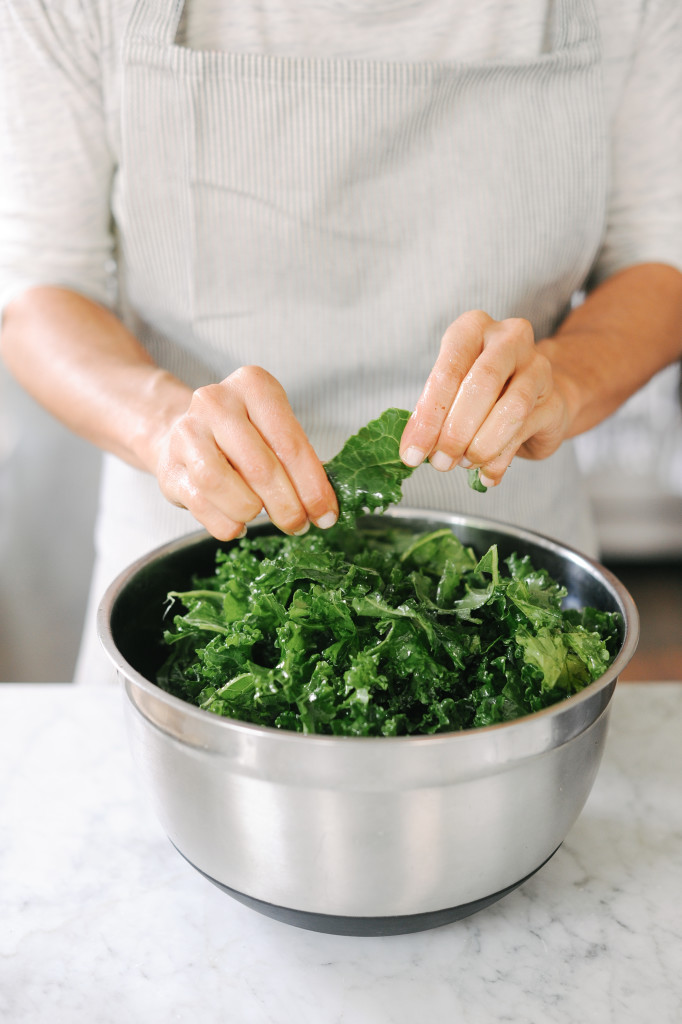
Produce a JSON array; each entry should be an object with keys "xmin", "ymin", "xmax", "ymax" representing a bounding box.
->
[{"xmin": 97, "ymin": 510, "xmax": 639, "ymax": 935}]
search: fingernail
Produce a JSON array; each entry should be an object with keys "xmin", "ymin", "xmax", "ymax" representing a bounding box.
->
[
  {"xmin": 237, "ymin": 525, "xmax": 248, "ymax": 539},
  {"xmin": 292, "ymin": 521, "xmax": 310, "ymax": 536},
  {"xmin": 402, "ymin": 446, "xmax": 425, "ymax": 468},
  {"xmin": 315, "ymin": 511, "xmax": 338, "ymax": 530},
  {"xmin": 479, "ymin": 473, "xmax": 496, "ymax": 488},
  {"xmin": 430, "ymin": 450, "xmax": 454, "ymax": 472},
  {"xmin": 459, "ymin": 456, "xmax": 472, "ymax": 469}
]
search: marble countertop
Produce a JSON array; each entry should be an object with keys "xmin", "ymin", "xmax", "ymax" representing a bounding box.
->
[{"xmin": 1, "ymin": 682, "xmax": 681, "ymax": 1024}]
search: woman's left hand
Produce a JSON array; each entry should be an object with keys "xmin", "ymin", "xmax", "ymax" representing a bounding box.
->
[{"xmin": 399, "ymin": 310, "xmax": 572, "ymax": 487}]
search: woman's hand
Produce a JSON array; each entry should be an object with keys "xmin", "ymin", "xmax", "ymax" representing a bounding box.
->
[
  {"xmin": 151, "ymin": 365, "xmax": 339, "ymax": 541},
  {"xmin": 399, "ymin": 310, "xmax": 572, "ymax": 487}
]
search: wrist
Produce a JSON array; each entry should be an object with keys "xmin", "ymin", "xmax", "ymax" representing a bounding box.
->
[
  {"xmin": 536, "ymin": 337, "xmax": 588, "ymax": 440},
  {"xmin": 128, "ymin": 368, "xmax": 192, "ymax": 474}
]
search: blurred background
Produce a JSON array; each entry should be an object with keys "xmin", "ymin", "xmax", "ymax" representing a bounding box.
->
[
  {"xmin": 1, "ymin": 360, "xmax": 681, "ymax": 683},
  {"xmin": 0, "ymin": 365, "xmax": 100, "ymax": 681}
]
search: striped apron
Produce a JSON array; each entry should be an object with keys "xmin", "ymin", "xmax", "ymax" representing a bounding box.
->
[{"xmin": 77, "ymin": 0, "xmax": 607, "ymax": 682}]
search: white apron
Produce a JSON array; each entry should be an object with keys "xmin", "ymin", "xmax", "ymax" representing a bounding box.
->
[{"xmin": 76, "ymin": 0, "xmax": 607, "ymax": 683}]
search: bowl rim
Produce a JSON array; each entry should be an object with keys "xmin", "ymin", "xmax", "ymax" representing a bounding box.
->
[{"xmin": 96, "ymin": 508, "xmax": 640, "ymax": 749}]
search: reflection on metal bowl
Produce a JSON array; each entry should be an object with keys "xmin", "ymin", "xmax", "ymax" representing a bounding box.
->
[{"xmin": 97, "ymin": 510, "xmax": 639, "ymax": 935}]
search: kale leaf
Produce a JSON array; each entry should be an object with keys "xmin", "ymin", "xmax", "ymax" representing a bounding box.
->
[
  {"xmin": 324, "ymin": 408, "xmax": 415, "ymax": 527},
  {"xmin": 324, "ymin": 407, "xmax": 487, "ymax": 527},
  {"xmin": 468, "ymin": 467, "xmax": 488, "ymax": 492}
]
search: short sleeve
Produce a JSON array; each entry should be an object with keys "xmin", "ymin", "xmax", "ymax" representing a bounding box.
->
[
  {"xmin": 591, "ymin": 0, "xmax": 682, "ymax": 285},
  {"xmin": 0, "ymin": 0, "xmax": 116, "ymax": 318}
]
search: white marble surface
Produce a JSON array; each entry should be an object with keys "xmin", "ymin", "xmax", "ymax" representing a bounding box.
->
[{"xmin": 1, "ymin": 682, "xmax": 681, "ymax": 1024}]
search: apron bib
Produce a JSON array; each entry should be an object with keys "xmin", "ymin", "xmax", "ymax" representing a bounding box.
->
[{"xmin": 76, "ymin": 0, "xmax": 607, "ymax": 683}]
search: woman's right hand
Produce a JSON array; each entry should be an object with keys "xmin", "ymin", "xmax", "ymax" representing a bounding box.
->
[{"xmin": 150, "ymin": 365, "xmax": 339, "ymax": 541}]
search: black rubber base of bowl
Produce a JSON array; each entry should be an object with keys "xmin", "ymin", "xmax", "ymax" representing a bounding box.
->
[{"xmin": 175, "ymin": 843, "xmax": 560, "ymax": 936}]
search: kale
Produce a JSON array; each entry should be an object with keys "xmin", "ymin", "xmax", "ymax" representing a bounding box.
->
[
  {"xmin": 324, "ymin": 407, "xmax": 486, "ymax": 526},
  {"xmin": 156, "ymin": 408, "xmax": 621, "ymax": 734},
  {"xmin": 157, "ymin": 532, "xmax": 621, "ymax": 735},
  {"xmin": 324, "ymin": 408, "xmax": 415, "ymax": 527},
  {"xmin": 468, "ymin": 467, "xmax": 488, "ymax": 492}
]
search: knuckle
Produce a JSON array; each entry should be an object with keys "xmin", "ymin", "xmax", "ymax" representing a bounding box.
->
[
  {"xmin": 454, "ymin": 309, "xmax": 491, "ymax": 332},
  {"xmin": 503, "ymin": 316, "xmax": 533, "ymax": 335},
  {"xmin": 429, "ymin": 367, "xmax": 459, "ymax": 398},
  {"xmin": 238, "ymin": 453, "xmax": 275, "ymax": 491},
  {"xmin": 190, "ymin": 456, "xmax": 223, "ymax": 492},
  {"xmin": 187, "ymin": 475, "xmax": 262, "ymax": 526},
  {"xmin": 502, "ymin": 317, "xmax": 534, "ymax": 346},
  {"xmin": 439, "ymin": 423, "xmax": 471, "ymax": 454},
  {"xmin": 182, "ymin": 488, "xmax": 213, "ymax": 520},
  {"xmin": 412, "ymin": 403, "xmax": 447, "ymax": 432},
  {"xmin": 189, "ymin": 383, "xmax": 225, "ymax": 417},
  {"xmin": 501, "ymin": 391, "xmax": 534, "ymax": 424},
  {"xmin": 440, "ymin": 311, "xmax": 487, "ymax": 356},
  {"xmin": 272, "ymin": 431, "xmax": 305, "ymax": 467},
  {"xmin": 460, "ymin": 361, "xmax": 498, "ymax": 396},
  {"xmin": 241, "ymin": 495, "xmax": 265, "ymax": 521},
  {"xmin": 278, "ymin": 510, "xmax": 309, "ymax": 534},
  {"xmin": 478, "ymin": 359, "xmax": 503, "ymax": 385},
  {"xmin": 228, "ymin": 364, "xmax": 281, "ymax": 399},
  {"xmin": 304, "ymin": 484, "xmax": 339, "ymax": 520},
  {"xmin": 264, "ymin": 492, "xmax": 307, "ymax": 533},
  {"xmin": 464, "ymin": 439, "xmax": 486, "ymax": 464},
  {"xmin": 482, "ymin": 435, "xmax": 520, "ymax": 470}
]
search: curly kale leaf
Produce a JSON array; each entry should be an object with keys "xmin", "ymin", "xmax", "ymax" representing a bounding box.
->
[{"xmin": 324, "ymin": 408, "xmax": 415, "ymax": 527}]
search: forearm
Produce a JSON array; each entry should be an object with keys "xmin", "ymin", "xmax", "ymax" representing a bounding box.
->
[
  {"xmin": 538, "ymin": 262, "xmax": 682, "ymax": 440},
  {"xmin": 0, "ymin": 286, "xmax": 192, "ymax": 472}
]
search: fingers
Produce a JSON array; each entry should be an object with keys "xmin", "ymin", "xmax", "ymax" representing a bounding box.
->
[
  {"xmin": 157, "ymin": 366, "xmax": 338, "ymax": 539},
  {"xmin": 461, "ymin": 360, "xmax": 552, "ymax": 483},
  {"xmin": 216, "ymin": 366, "xmax": 339, "ymax": 531},
  {"xmin": 401, "ymin": 311, "xmax": 492, "ymax": 470},
  {"xmin": 401, "ymin": 312, "xmax": 563, "ymax": 487},
  {"xmin": 160, "ymin": 426, "xmax": 264, "ymax": 542}
]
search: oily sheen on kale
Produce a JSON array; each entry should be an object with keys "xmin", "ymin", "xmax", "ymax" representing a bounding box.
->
[{"xmin": 156, "ymin": 409, "xmax": 621, "ymax": 735}]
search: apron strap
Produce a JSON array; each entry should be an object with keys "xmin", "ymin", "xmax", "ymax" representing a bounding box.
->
[
  {"xmin": 555, "ymin": 0, "xmax": 599, "ymax": 51},
  {"xmin": 126, "ymin": 0, "xmax": 186, "ymax": 47}
]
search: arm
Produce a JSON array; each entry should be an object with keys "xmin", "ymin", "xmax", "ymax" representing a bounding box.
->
[
  {"xmin": 538, "ymin": 263, "xmax": 682, "ymax": 440},
  {"xmin": 399, "ymin": 262, "xmax": 682, "ymax": 486},
  {"xmin": 0, "ymin": 286, "xmax": 338, "ymax": 539}
]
